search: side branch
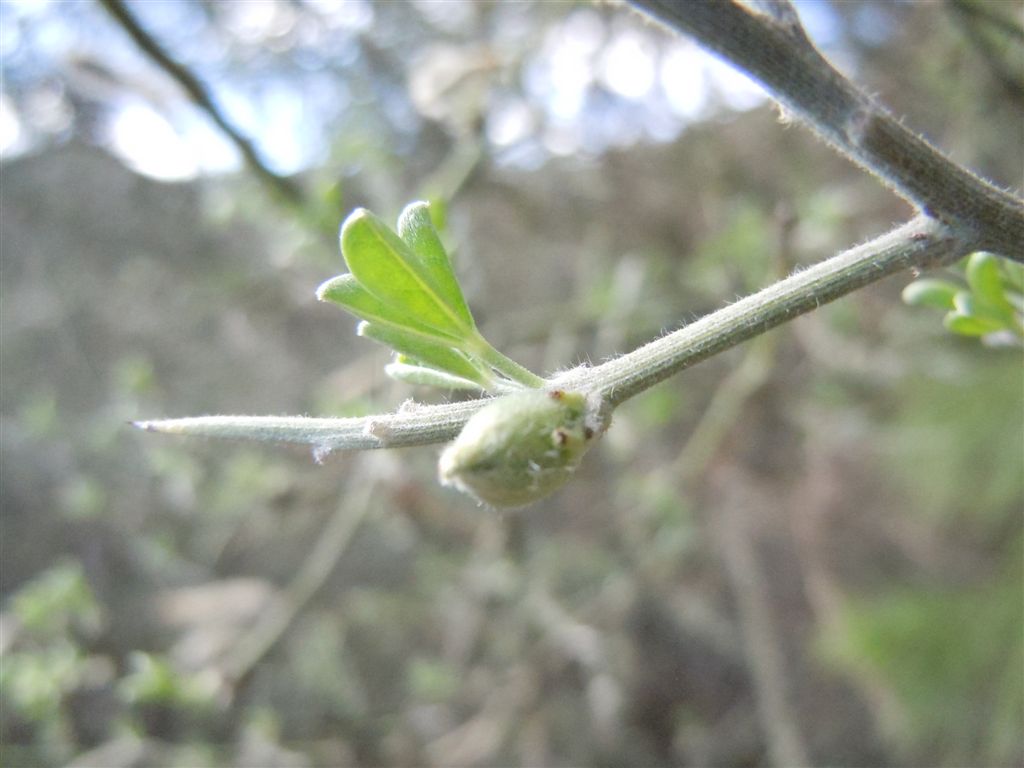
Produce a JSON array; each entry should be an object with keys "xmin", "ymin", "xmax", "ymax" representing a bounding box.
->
[
  {"xmin": 558, "ymin": 216, "xmax": 958, "ymax": 405},
  {"xmin": 628, "ymin": 0, "xmax": 1024, "ymax": 260}
]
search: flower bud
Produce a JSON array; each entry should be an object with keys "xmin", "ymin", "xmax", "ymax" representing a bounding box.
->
[{"xmin": 439, "ymin": 390, "xmax": 597, "ymax": 508}]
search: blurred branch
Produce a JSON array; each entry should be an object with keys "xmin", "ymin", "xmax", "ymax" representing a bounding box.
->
[
  {"xmin": 627, "ymin": 0, "xmax": 1024, "ymax": 260},
  {"xmin": 669, "ymin": 207, "xmax": 793, "ymax": 487},
  {"xmin": 97, "ymin": 0, "xmax": 306, "ymax": 208},
  {"xmin": 946, "ymin": 0, "xmax": 1024, "ymax": 42},
  {"xmin": 946, "ymin": 0, "xmax": 1024, "ymax": 105},
  {"xmin": 223, "ymin": 457, "xmax": 379, "ymax": 692},
  {"xmin": 715, "ymin": 478, "xmax": 811, "ymax": 768}
]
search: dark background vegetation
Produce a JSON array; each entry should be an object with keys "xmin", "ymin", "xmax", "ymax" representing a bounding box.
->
[{"xmin": 1, "ymin": 1, "xmax": 1021, "ymax": 766}]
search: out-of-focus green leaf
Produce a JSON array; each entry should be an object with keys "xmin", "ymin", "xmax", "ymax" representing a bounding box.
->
[
  {"xmin": 340, "ymin": 208, "xmax": 472, "ymax": 338},
  {"xmin": 397, "ymin": 201, "xmax": 474, "ymax": 329},
  {"xmin": 316, "ymin": 274, "xmax": 461, "ymax": 344},
  {"xmin": 1001, "ymin": 260, "xmax": 1024, "ymax": 293},
  {"xmin": 13, "ymin": 561, "xmax": 100, "ymax": 636},
  {"xmin": 954, "ymin": 286, "xmax": 1014, "ymax": 328},
  {"xmin": 357, "ymin": 322, "xmax": 490, "ymax": 386},
  {"xmin": 966, "ymin": 253, "xmax": 1009, "ymax": 309},
  {"xmin": 943, "ymin": 312, "xmax": 1005, "ymax": 336},
  {"xmin": 901, "ymin": 279, "xmax": 960, "ymax": 310}
]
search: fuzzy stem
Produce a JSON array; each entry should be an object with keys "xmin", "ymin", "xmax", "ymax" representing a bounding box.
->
[
  {"xmin": 133, "ymin": 400, "xmax": 484, "ymax": 451},
  {"xmin": 472, "ymin": 337, "xmax": 548, "ymax": 389},
  {"xmin": 555, "ymin": 216, "xmax": 957, "ymax": 405}
]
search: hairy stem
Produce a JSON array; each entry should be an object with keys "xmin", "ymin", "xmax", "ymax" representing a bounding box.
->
[
  {"xmin": 473, "ymin": 338, "xmax": 548, "ymax": 389},
  {"xmin": 557, "ymin": 216, "xmax": 957, "ymax": 405}
]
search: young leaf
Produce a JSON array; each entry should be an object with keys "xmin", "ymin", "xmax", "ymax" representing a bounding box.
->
[
  {"xmin": 357, "ymin": 322, "xmax": 492, "ymax": 386},
  {"xmin": 384, "ymin": 360, "xmax": 484, "ymax": 392},
  {"xmin": 943, "ymin": 312, "xmax": 1005, "ymax": 337},
  {"xmin": 955, "ymin": 285, "xmax": 1014, "ymax": 327},
  {"xmin": 397, "ymin": 201, "xmax": 475, "ymax": 329},
  {"xmin": 902, "ymin": 279, "xmax": 960, "ymax": 310},
  {"xmin": 316, "ymin": 274, "xmax": 463, "ymax": 345},
  {"xmin": 340, "ymin": 208, "xmax": 472, "ymax": 339},
  {"xmin": 1000, "ymin": 260, "xmax": 1024, "ymax": 294},
  {"xmin": 966, "ymin": 253, "xmax": 1009, "ymax": 310}
]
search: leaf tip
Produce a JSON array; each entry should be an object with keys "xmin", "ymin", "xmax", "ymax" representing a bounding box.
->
[
  {"xmin": 398, "ymin": 200, "xmax": 430, "ymax": 223},
  {"xmin": 340, "ymin": 207, "xmax": 372, "ymax": 236}
]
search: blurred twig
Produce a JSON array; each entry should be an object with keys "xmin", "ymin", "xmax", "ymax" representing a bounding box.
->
[
  {"xmin": 97, "ymin": 0, "xmax": 307, "ymax": 209},
  {"xmin": 672, "ymin": 204, "xmax": 793, "ymax": 485},
  {"xmin": 714, "ymin": 476, "xmax": 812, "ymax": 768},
  {"xmin": 665, "ymin": 206, "xmax": 812, "ymax": 767},
  {"xmin": 946, "ymin": 0, "xmax": 1024, "ymax": 105},
  {"xmin": 222, "ymin": 456, "xmax": 380, "ymax": 694}
]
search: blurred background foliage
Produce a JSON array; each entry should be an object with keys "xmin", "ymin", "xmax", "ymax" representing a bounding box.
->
[{"xmin": 1, "ymin": 1, "xmax": 1021, "ymax": 766}]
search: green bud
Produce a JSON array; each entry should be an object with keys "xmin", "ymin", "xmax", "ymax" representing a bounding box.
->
[{"xmin": 439, "ymin": 390, "xmax": 598, "ymax": 508}]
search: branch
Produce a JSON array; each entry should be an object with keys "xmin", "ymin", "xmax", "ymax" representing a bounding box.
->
[
  {"xmin": 133, "ymin": 398, "xmax": 485, "ymax": 454},
  {"xmin": 627, "ymin": 0, "xmax": 1024, "ymax": 261},
  {"xmin": 135, "ymin": 215, "xmax": 958, "ymax": 448},
  {"xmin": 224, "ymin": 466, "xmax": 377, "ymax": 691},
  {"xmin": 97, "ymin": 0, "xmax": 305, "ymax": 207},
  {"xmin": 557, "ymin": 216, "xmax": 957, "ymax": 406}
]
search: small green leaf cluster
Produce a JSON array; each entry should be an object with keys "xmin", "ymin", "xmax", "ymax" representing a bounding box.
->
[
  {"xmin": 317, "ymin": 202, "xmax": 544, "ymax": 392},
  {"xmin": 902, "ymin": 252, "xmax": 1024, "ymax": 343}
]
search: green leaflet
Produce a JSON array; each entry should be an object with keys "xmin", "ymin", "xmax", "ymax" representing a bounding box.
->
[
  {"xmin": 966, "ymin": 253, "xmax": 1010, "ymax": 312},
  {"xmin": 901, "ymin": 279, "xmax": 959, "ymax": 310},
  {"xmin": 384, "ymin": 360, "xmax": 484, "ymax": 392},
  {"xmin": 357, "ymin": 322, "xmax": 491, "ymax": 387},
  {"xmin": 944, "ymin": 313, "xmax": 1006, "ymax": 337},
  {"xmin": 340, "ymin": 208, "xmax": 473, "ymax": 339},
  {"xmin": 397, "ymin": 201, "xmax": 474, "ymax": 329},
  {"xmin": 316, "ymin": 274, "xmax": 462, "ymax": 345}
]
